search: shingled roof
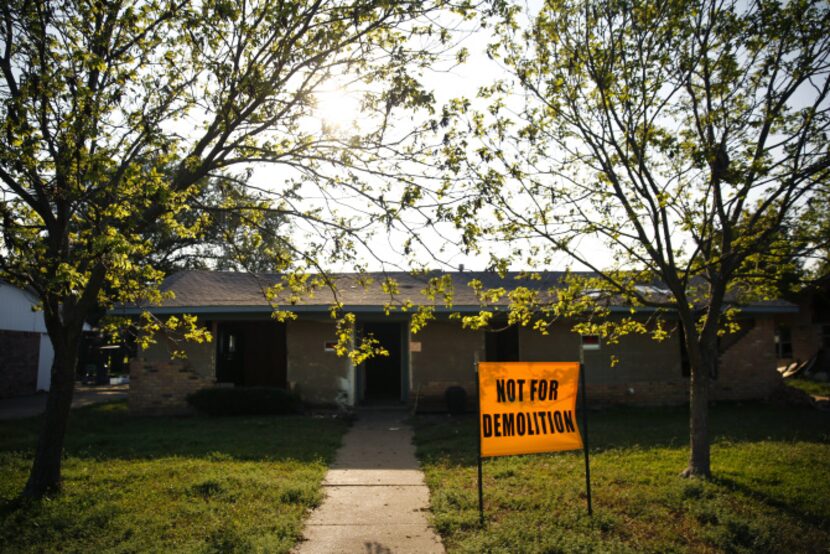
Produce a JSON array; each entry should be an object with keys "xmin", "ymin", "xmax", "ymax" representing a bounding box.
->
[{"xmin": 114, "ymin": 269, "xmax": 797, "ymax": 315}]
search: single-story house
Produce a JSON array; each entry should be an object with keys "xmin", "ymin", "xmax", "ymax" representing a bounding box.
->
[
  {"xmin": 0, "ymin": 280, "xmax": 54, "ymax": 397},
  {"xmin": 118, "ymin": 270, "xmax": 795, "ymax": 414}
]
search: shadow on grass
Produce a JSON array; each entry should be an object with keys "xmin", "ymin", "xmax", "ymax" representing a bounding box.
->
[
  {"xmin": 711, "ymin": 476, "xmax": 830, "ymax": 531},
  {"xmin": 0, "ymin": 400, "xmax": 349, "ymax": 464},
  {"xmin": 414, "ymin": 402, "xmax": 830, "ymax": 468}
]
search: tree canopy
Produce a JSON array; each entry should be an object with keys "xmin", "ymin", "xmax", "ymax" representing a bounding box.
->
[
  {"xmin": 441, "ymin": 0, "xmax": 830, "ymax": 477},
  {"xmin": 0, "ymin": 0, "xmax": 475, "ymax": 497}
]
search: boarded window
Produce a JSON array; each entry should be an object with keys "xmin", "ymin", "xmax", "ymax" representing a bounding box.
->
[
  {"xmin": 485, "ymin": 324, "xmax": 519, "ymax": 362},
  {"xmin": 215, "ymin": 322, "xmax": 287, "ymax": 387}
]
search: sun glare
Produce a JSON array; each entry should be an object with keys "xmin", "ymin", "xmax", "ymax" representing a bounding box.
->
[{"xmin": 315, "ymin": 89, "xmax": 362, "ymax": 132}]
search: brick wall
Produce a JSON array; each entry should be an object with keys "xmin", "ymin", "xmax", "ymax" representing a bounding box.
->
[
  {"xmin": 716, "ymin": 316, "xmax": 781, "ymax": 400},
  {"xmin": 286, "ymin": 318, "xmax": 351, "ymax": 406},
  {"xmin": 128, "ymin": 313, "xmax": 782, "ymax": 414},
  {"xmin": 774, "ymin": 298, "xmax": 822, "ymax": 366},
  {"xmin": 562, "ymin": 316, "xmax": 782, "ymax": 407},
  {"xmin": 128, "ymin": 358, "xmax": 213, "ymax": 415},
  {"xmin": 410, "ymin": 320, "xmax": 483, "ymax": 412},
  {"xmin": 411, "ymin": 316, "xmax": 782, "ymax": 411},
  {"xmin": 0, "ymin": 330, "xmax": 40, "ymax": 398}
]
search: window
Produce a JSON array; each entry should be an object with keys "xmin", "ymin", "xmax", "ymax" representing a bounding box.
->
[
  {"xmin": 216, "ymin": 329, "xmax": 240, "ymax": 384},
  {"xmin": 775, "ymin": 325, "xmax": 793, "ymax": 359}
]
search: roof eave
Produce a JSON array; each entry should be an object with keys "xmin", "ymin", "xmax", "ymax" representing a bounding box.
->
[{"xmin": 111, "ymin": 303, "xmax": 797, "ymax": 317}]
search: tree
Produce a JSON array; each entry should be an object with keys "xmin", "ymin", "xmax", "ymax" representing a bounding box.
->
[
  {"xmin": 798, "ymin": 184, "xmax": 830, "ymax": 278},
  {"xmin": 444, "ymin": 0, "xmax": 830, "ymax": 477},
  {"xmin": 142, "ymin": 175, "xmax": 292, "ymax": 274},
  {"xmin": 0, "ymin": 0, "xmax": 469, "ymax": 498}
]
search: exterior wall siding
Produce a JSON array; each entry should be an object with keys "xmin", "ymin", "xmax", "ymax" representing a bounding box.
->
[
  {"xmin": 286, "ymin": 318, "xmax": 351, "ymax": 406},
  {"xmin": 409, "ymin": 320, "xmax": 484, "ymax": 411},
  {"xmin": 519, "ymin": 322, "xmax": 581, "ymax": 363},
  {"xmin": 774, "ymin": 304, "xmax": 822, "ymax": 366},
  {"xmin": 716, "ymin": 316, "xmax": 781, "ymax": 400},
  {"xmin": 0, "ymin": 282, "xmax": 53, "ymax": 393},
  {"xmin": 129, "ymin": 330, "xmax": 215, "ymax": 414},
  {"xmin": 519, "ymin": 322, "xmax": 689, "ymax": 406},
  {"xmin": 128, "ymin": 358, "xmax": 213, "ymax": 415},
  {"xmin": 517, "ymin": 316, "xmax": 780, "ymax": 406},
  {"xmin": 141, "ymin": 332, "xmax": 216, "ymax": 379},
  {"xmin": 127, "ymin": 313, "xmax": 782, "ymax": 414}
]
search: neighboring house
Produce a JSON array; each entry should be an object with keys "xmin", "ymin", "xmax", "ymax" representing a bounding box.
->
[
  {"xmin": 773, "ymin": 275, "xmax": 830, "ymax": 373},
  {"xmin": 0, "ymin": 280, "xmax": 53, "ymax": 397},
  {"xmin": 118, "ymin": 270, "xmax": 795, "ymax": 414}
]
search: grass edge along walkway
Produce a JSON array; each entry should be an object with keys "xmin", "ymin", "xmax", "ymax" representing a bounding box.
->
[
  {"xmin": 0, "ymin": 401, "xmax": 349, "ymax": 553},
  {"xmin": 413, "ymin": 402, "xmax": 830, "ymax": 554},
  {"xmin": 296, "ymin": 410, "xmax": 444, "ymax": 553}
]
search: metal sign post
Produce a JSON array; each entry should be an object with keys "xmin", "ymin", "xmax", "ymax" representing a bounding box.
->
[
  {"xmin": 474, "ymin": 352, "xmax": 484, "ymax": 526},
  {"xmin": 580, "ymin": 338, "xmax": 594, "ymax": 516},
  {"xmin": 476, "ymin": 355, "xmax": 591, "ymax": 522}
]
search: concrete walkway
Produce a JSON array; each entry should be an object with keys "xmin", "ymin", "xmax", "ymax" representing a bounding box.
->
[{"xmin": 295, "ymin": 410, "xmax": 445, "ymax": 554}]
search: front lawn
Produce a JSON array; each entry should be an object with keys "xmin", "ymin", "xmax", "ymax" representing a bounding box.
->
[
  {"xmin": 0, "ymin": 401, "xmax": 348, "ymax": 553},
  {"xmin": 414, "ymin": 403, "xmax": 830, "ymax": 553}
]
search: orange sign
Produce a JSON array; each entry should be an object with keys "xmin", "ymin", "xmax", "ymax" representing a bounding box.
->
[{"xmin": 478, "ymin": 362, "xmax": 583, "ymax": 458}]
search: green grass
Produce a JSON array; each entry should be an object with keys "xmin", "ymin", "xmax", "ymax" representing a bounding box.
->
[
  {"xmin": 413, "ymin": 403, "xmax": 830, "ymax": 553},
  {"xmin": 0, "ymin": 401, "xmax": 349, "ymax": 553},
  {"xmin": 786, "ymin": 377, "xmax": 830, "ymax": 397}
]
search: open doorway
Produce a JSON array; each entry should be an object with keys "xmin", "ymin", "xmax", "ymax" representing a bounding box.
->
[{"xmin": 361, "ymin": 321, "xmax": 404, "ymax": 403}]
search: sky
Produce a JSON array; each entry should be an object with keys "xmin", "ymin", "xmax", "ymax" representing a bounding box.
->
[
  {"xmin": 245, "ymin": 1, "xmax": 599, "ymax": 274},
  {"xmin": 242, "ymin": 0, "xmax": 827, "ymax": 276}
]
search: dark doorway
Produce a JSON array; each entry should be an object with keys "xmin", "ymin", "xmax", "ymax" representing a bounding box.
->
[
  {"xmin": 216, "ymin": 321, "xmax": 287, "ymax": 387},
  {"xmin": 485, "ymin": 324, "xmax": 519, "ymax": 362},
  {"xmin": 362, "ymin": 322, "xmax": 403, "ymax": 402}
]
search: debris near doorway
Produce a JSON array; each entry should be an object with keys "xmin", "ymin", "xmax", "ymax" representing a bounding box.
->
[{"xmin": 771, "ymin": 380, "xmax": 830, "ymax": 411}]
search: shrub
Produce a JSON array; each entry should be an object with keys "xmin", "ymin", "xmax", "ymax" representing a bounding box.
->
[{"xmin": 187, "ymin": 387, "xmax": 303, "ymax": 416}]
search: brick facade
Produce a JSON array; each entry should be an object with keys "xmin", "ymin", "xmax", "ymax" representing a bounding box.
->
[
  {"xmin": 410, "ymin": 320, "xmax": 482, "ymax": 411},
  {"xmin": 774, "ymin": 282, "xmax": 830, "ymax": 372},
  {"xmin": 412, "ymin": 316, "xmax": 782, "ymax": 410},
  {"xmin": 131, "ymin": 315, "xmax": 783, "ymax": 414},
  {"xmin": 128, "ymin": 358, "xmax": 213, "ymax": 415},
  {"xmin": 124, "ymin": 270, "xmax": 792, "ymax": 413},
  {"xmin": 716, "ymin": 316, "xmax": 782, "ymax": 400},
  {"xmin": 583, "ymin": 316, "xmax": 782, "ymax": 406},
  {"xmin": 286, "ymin": 318, "xmax": 351, "ymax": 406},
  {"xmin": 0, "ymin": 330, "xmax": 40, "ymax": 398}
]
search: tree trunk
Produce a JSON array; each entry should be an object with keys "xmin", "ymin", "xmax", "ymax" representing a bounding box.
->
[
  {"xmin": 22, "ymin": 329, "xmax": 79, "ymax": 498},
  {"xmin": 682, "ymin": 339, "xmax": 716, "ymax": 479},
  {"xmin": 683, "ymin": 358, "xmax": 711, "ymax": 478}
]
